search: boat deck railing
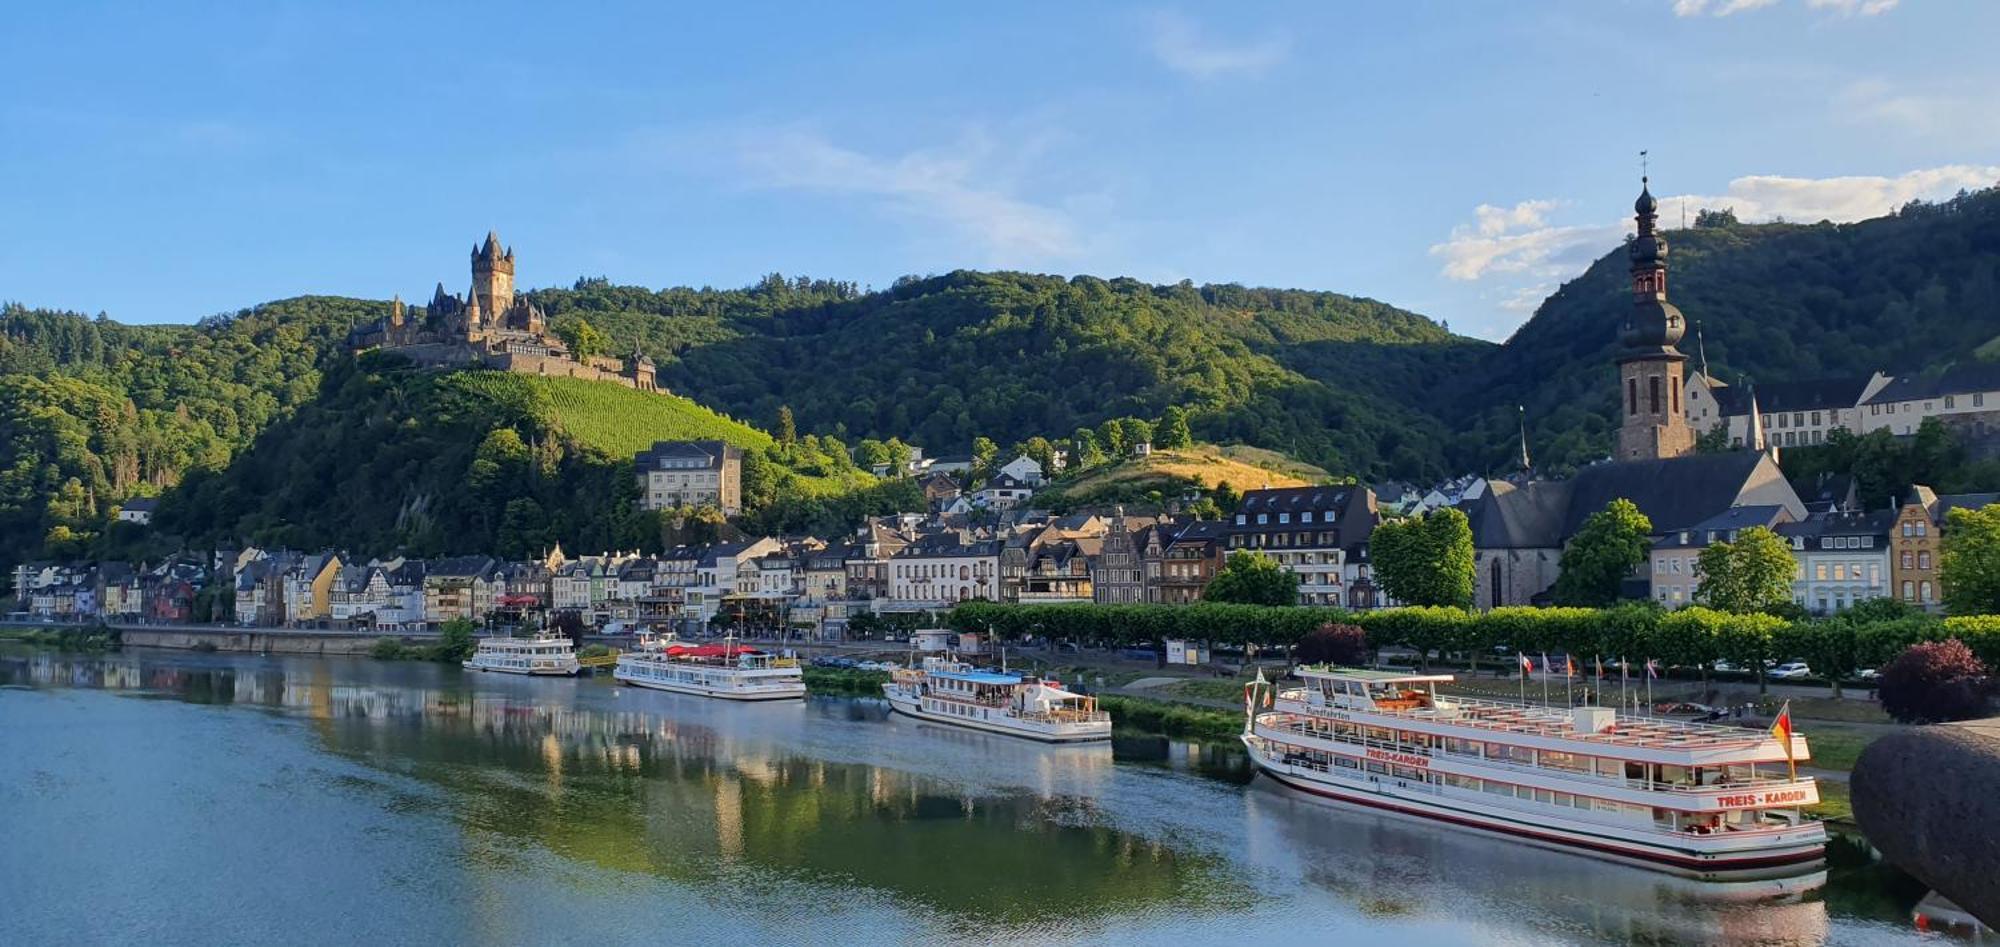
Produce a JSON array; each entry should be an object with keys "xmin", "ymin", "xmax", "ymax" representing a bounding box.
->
[
  {"xmin": 1276, "ymin": 688, "xmax": 1785, "ymax": 752},
  {"xmin": 1019, "ymin": 708, "xmax": 1111, "ymax": 724},
  {"xmin": 1258, "ymin": 715, "xmax": 1811, "ymax": 795}
]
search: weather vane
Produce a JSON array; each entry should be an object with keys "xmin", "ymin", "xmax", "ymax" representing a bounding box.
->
[{"xmin": 1640, "ymin": 149, "xmax": 1649, "ymax": 183}]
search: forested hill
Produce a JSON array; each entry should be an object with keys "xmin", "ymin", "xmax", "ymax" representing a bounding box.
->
[
  {"xmin": 527, "ymin": 272, "xmax": 1485, "ymax": 481},
  {"xmin": 1459, "ymin": 186, "xmax": 2000, "ymax": 469}
]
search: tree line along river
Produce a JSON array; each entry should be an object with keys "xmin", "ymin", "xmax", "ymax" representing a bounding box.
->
[{"xmin": 0, "ymin": 645, "xmax": 1931, "ymax": 946}]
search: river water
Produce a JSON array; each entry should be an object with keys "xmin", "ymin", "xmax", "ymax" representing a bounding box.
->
[{"xmin": 0, "ymin": 647, "xmax": 1927, "ymax": 945}]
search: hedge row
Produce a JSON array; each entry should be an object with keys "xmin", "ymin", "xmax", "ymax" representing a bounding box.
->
[{"xmin": 946, "ymin": 601, "xmax": 2000, "ymax": 683}]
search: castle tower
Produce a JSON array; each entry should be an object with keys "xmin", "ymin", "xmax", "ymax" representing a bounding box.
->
[
  {"xmin": 471, "ymin": 230, "xmax": 515, "ymax": 323},
  {"xmin": 388, "ymin": 295, "xmax": 404, "ymax": 328},
  {"xmin": 463, "ymin": 293, "xmax": 485, "ymax": 341},
  {"xmin": 1613, "ymin": 178, "xmax": 1695, "ymax": 462}
]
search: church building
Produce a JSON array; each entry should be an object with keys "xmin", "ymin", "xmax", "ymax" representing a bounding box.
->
[{"xmin": 1460, "ymin": 177, "xmax": 1804, "ymax": 609}]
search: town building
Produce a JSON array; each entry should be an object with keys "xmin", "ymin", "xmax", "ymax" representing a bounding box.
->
[
  {"xmin": 634, "ymin": 440, "xmax": 744, "ymax": 515},
  {"xmin": 1140, "ymin": 519, "xmax": 1225, "ymax": 605},
  {"xmin": 1226, "ymin": 485, "xmax": 1378, "ymax": 606},
  {"xmin": 888, "ymin": 533, "xmax": 1000, "ymax": 607},
  {"xmin": 1778, "ymin": 510, "xmax": 1895, "ymax": 615},
  {"xmin": 282, "ymin": 552, "xmax": 344, "ymax": 627},
  {"xmin": 1859, "ymin": 364, "xmax": 2000, "ymax": 452},
  {"xmin": 115, "ymin": 498, "xmax": 157, "ymax": 525},
  {"xmin": 1647, "ymin": 506, "xmax": 1795, "ymax": 608},
  {"xmin": 972, "ymin": 472, "xmax": 1034, "ymax": 511}
]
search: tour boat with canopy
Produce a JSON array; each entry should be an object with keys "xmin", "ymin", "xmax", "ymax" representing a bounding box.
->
[
  {"xmin": 613, "ymin": 632, "xmax": 805, "ymax": 700},
  {"xmin": 1242, "ymin": 666, "xmax": 1826, "ymax": 879},
  {"xmin": 884, "ymin": 655, "xmax": 1111, "ymax": 743},
  {"xmin": 462, "ymin": 631, "xmax": 582, "ymax": 676}
]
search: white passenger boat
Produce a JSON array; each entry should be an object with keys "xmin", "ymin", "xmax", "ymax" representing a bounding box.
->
[
  {"xmin": 461, "ymin": 632, "xmax": 581, "ymax": 676},
  {"xmin": 613, "ymin": 635, "xmax": 804, "ymax": 701},
  {"xmin": 884, "ymin": 656, "xmax": 1111, "ymax": 743},
  {"xmin": 1243, "ymin": 666, "xmax": 1826, "ymax": 879}
]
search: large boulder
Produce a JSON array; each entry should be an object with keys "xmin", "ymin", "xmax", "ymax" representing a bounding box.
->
[{"xmin": 1851, "ymin": 718, "xmax": 2000, "ymax": 928}]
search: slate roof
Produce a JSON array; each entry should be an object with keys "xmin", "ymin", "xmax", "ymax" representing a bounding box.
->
[
  {"xmin": 121, "ymin": 498, "xmax": 160, "ymax": 512},
  {"xmin": 1652, "ymin": 505, "xmax": 1792, "ymax": 550},
  {"xmin": 1862, "ymin": 364, "xmax": 2000, "ymax": 405},
  {"xmin": 1237, "ymin": 485, "xmax": 1356, "ymax": 515},
  {"xmin": 426, "ymin": 555, "xmax": 497, "ymax": 579},
  {"xmin": 1791, "ymin": 472, "xmax": 1858, "ymax": 514},
  {"xmin": 1776, "ymin": 508, "xmax": 1897, "ymax": 544},
  {"xmin": 633, "ymin": 439, "xmax": 740, "ymax": 469},
  {"xmin": 1463, "ymin": 451, "xmax": 1802, "ymax": 549},
  {"xmin": 1934, "ymin": 492, "xmax": 2000, "ymax": 522},
  {"xmin": 1712, "ymin": 376, "xmax": 1874, "ymax": 415}
]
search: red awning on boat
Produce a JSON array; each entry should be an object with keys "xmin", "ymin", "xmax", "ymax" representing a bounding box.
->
[{"xmin": 664, "ymin": 644, "xmax": 763, "ymax": 658}]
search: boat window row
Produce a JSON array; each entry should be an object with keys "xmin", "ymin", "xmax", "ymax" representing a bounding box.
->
[{"xmin": 1283, "ymin": 717, "xmax": 1782, "ymax": 789}]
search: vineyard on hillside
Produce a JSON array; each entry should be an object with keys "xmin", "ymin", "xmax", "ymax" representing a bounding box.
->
[{"xmin": 443, "ymin": 372, "xmax": 774, "ymax": 459}]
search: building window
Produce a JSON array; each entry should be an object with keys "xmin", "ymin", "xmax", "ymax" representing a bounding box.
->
[
  {"xmin": 1902, "ymin": 580, "xmax": 1914, "ymax": 600},
  {"xmin": 1918, "ymin": 551, "xmax": 1931, "ymax": 570},
  {"xmin": 1628, "ymin": 378, "xmax": 1638, "ymax": 417},
  {"xmin": 1649, "ymin": 376, "xmax": 1661, "ymax": 415},
  {"xmin": 1920, "ymin": 580, "xmax": 1934, "ymax": 602},
  {"xmin": 1945, "ymin": 395, "xmax": 1956, "ymax": 409},
  {"xmin": 1902, "ymin": 551, "xmax": 1915, "ymax": 569},
  {"xmin": 1671, "ymin": 375, "xmax": 1681, "ymax": 415}
]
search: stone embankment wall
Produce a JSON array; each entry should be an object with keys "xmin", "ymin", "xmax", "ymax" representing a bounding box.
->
[
  {"xmin": 1852, "ymin": 717, "xmax": 2000, "ymax": 928},
  {"xmin": 120, "ymin": 628, "xmax": 428, "ymax": 655}
]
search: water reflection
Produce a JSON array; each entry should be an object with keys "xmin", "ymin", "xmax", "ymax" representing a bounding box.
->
[{"xmin": 0, "ymin": 648, "xmax": 1930, "ymax": 945}]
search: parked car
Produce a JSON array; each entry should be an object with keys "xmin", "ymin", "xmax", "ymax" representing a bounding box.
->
[
  {"xmin": 1654, "ymin": 701, "xmax": 1717, "ymax": 717},
  {"xmin": 1856, "ymin": 667, "xmax": 1880, "ymax": 681},
  {"xmin": 1769, "ymin": 661, "xmax": 1812, "ymax": 680}
]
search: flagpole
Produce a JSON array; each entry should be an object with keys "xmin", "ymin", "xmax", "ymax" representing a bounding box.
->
[
  {"xmin": 1518, "ymin": 656, "xmax": 1527, "ymax": 705},
  {"xmin": 1620, "ymin": 657, "xmax": 1628, "ymax": 711},
  {"xmin": 1540, "ymin": 653, "xmax": 1549, "ymax": 707},
  {"xmin": 1564, "ymin": 660, "xmax": 1573, "ymax": 708},
  {"xmin": 1646, "ymin": 659, "xmax": 1654, "ymax": 711}
]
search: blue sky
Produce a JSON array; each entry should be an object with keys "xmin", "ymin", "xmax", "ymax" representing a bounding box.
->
[{"xmin": 4, "ymin": 1, "xmax": 1996, "ymax": 340}]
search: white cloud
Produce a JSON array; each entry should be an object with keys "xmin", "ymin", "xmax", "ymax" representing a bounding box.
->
[
  {"xmin": 732, "ymin": 128, "xmax": 1083, "ymax": 265},
  {"xmin": 1673, "ymin": 0, "xmax": 1781, "ymax": 17},
  {"xmin": 1148, "ymin": 12, "xmax": 1290, "ymax": 80},
  {"xmin": 1835, "ymin": 79, "xmax": 1993, "ymax": 138},
  {"xmin": 1806, "ymin": 0, "xmax": 1900, "ymax": 14},
  {"xmin": 1434, "ymin": 164, "xmax": 2000, "ymax": 286},
  {"xmin": 1674, "ymin": 0, "xmax": 1894, "ymax": 16}
]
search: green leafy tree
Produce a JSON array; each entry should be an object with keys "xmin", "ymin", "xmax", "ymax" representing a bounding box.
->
[
  {"xmin": 776, "ymin": 405, "xmax": 796, "ymax": 446},
  {"xmin": 1072, "ymin": 428, "xmax": 1105, "ymax": 468},
  {"xmin": 971, "ymin": 436, "xmax": 998, "ymax": 473},
  {"xmin": 1942, "ymin": 504, "xmax": 2000, "ymax": 615},
  {"xmin": 1695, "ymin": 526, "xmax": 1796, "ymax": 615},
  {"xmin": 1205, "ymin": 550, "xmax": 1300, "ymax": 606},
  {"xmin": 1119, "ymin": 417, "xmax": 1155, "ymax": 452},
  {"xmin": 436, "ymin": 617, "xmax": 479, "ymax": 663},
  {"xmin": 1156, "ymin": 406, "xmax": 1193, "ymax": 449},
  {"xmin": 1694, "ymin": 425, "xmax": 1731, "ymax": 454},
  {"xmin": 1096, "ymin": 419, "xmax": 1127, "ymax": 458},
  {"xmin": 855, "ymin": 438, "xmax": 892, "ymax": 469},
  {"xmin": 1552, "ymin": 499, "xmax": 1653, "ymax": 606},
  {"xmin": 1371, "ymin": 509, "xmax": 1475, "ymax": 608},
  {"xmin": 555, "ymin": 318, "xmax": 610, "ymax": 360}
]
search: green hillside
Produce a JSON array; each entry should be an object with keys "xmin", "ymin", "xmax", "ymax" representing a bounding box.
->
[
  {"xmin": 527, "ymin": 271, "xmax": 1484, "ymax": 483},
  {"xmin": 445, "ymin": 373, "xmax": 773, "ymax": 459},
  {"xmin": 152, "ymin": 358, "xmax": 898, "ymax": 558}
]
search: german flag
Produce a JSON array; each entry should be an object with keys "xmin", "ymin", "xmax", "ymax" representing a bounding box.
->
[{"xmin": 1771, "ymin": 701, "xmax": 1796, "ymax": 777}]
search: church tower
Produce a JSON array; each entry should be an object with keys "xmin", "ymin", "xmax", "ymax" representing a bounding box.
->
[
  {"xmin": 1614, "ymin": 178, "xmax": 1695, "ymax": 462},
  {"xmin": 471, "ymin": 230, "xmax": 515, "ymax": 323}
]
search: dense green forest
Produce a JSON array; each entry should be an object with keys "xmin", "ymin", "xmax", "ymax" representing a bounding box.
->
[
  {"xmin": 0, "ymin": 297, "xmax": 385, "ymax": 562},
  {"xmin": 5, "ymin": 187, "xmax": 1999, "ymax": 570}
]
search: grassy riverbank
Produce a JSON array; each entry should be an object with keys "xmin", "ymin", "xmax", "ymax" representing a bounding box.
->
[
  {"xmin": 0, "ymin": 624, "xmax": 121, "ymax": 651},
  {"xmin": 803, "ymin": 666, "xmax": 890, "ymax": 696},
  {"xmin": 1099, "ymin": 695, "xmax": 1244, "ymax": 742}
]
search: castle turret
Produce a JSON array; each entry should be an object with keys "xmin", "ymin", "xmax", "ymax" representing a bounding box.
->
[
  {"xmin": 389, "ymin": 295, "xmax": 405, "ymax": 328},
  {"xmin": 471, "ymin": 230, "xmax": 515, "ymax": 321}
]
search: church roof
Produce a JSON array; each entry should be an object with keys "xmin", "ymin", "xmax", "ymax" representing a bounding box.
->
[{"xmin": 1464, "ymin": 451, "xmax": 1803, "ymax": 549}]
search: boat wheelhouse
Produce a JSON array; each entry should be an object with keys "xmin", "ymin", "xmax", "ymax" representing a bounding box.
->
[
  {"xmin": 613, "ymin": 637, "xmax": 804, "ymax": 701},
  {"xmin": 884, "ymin": 656, "xmax": 1111, "ymax": 743},
  {"xmin": 462, "ymin": 632, "xmax": 581, "ymax": 676},
  {"xmin": 1243, "ymin": 666, "xmax": 1826, "ymax": 880}
]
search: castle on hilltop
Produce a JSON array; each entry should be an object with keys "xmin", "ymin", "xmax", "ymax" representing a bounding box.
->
[{"xmin": 349, "ymin": 232, "xmax": 660, "ymax": 393}]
